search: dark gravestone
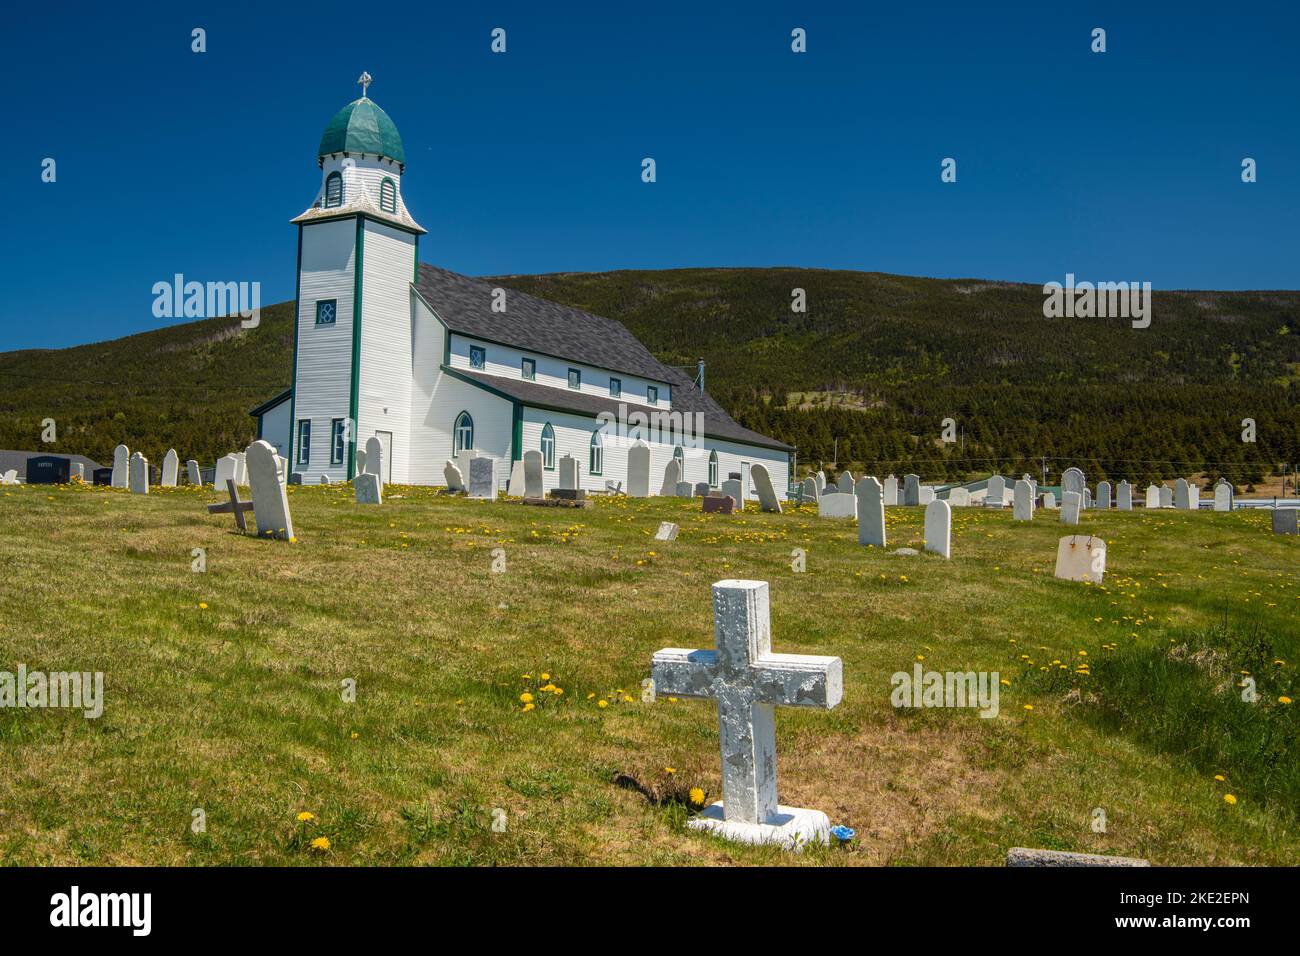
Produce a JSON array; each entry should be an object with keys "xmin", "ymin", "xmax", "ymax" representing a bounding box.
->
[
  {"xmin": 703, "ymin": 494, "xmax": 736, "ymax": 515},
  {"xmin": 547, "ymin": 488, "xmax": 587, "ymax": 502},
  {"xmin": 92, "ymin": 468, "xmax": 114, "ymax": 486},
  {"xmin": 26, "ymin": 456, "xmax": 70, "ymax": 484}
]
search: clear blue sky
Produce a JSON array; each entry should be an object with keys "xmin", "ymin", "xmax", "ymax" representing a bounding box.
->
[{"xmin": 3, "ymin": 1, "xmax": 1296, "ymax": 350}]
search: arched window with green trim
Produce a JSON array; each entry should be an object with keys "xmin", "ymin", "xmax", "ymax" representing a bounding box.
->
[
  {"xmin": 673, "ymin": 445, "xmax": 685, "ymax": 481},
  {"xmin": 453, "ymin": 411, "xmax": 474, "ymax": 456},
  {"xmin": 541, "ymin": 423, "xmax": 556, "ymax": 470},
  {"xmin": 708, "ymin": 449, "xmax": 719, "ymax": 487},
  {"xmin": 589, "ymin": 430, "xmax": 603, "ymax": 476},
  {"xmin": 324, "ymin": 171, "xmax": 343, "ymax": 208},
  {"xmin": 379, "ymin": 177, "xmax": 397, "ymax": 214}
]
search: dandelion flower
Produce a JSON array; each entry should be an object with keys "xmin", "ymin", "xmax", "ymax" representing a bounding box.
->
[
  {"xmin": 1023, "ymin": 704, "xmax": 1034, "ymax": 711},
  {"xmin": 519, "ymin": 692, "xmax": 534, "ymax": 703},
  {"xmin": 1223, "ymin": 794, "xmax": 1238, "ymax": 805},
  {"xmin": 1214, "ymin": 774, "xmax": 1225, "ymax": 782},
  {"xmin": 296, "ymin": 812, "xmax": 316, "ymax": 823},
  {"xmin": 597, "ymin": 699, "xmax": 609, "ymax": 709},
  {"xmin": 1280, "ymin": 696, "xmax": 1293, "ymax": 705},
  {"xmin": 310, "ymin": 836, "xmax": 331, "ymax": 851},
  {"xmin": 198, "ymin": 602, "xmax": 208, "ymax": 609},
  {"xmin": 688, "ymin": 787, "xmax": 706, "ymax": 806}
]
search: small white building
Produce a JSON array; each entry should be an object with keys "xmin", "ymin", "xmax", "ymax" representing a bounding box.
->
[{"xmin": 252, "ymin": 80, "xmax": 793, "ymax": 495}]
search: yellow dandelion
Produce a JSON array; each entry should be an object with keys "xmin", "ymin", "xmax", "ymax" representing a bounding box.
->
[
  {"xmin": 1214, "ymin": 774, "xmax": 1225, "ymax": 782},
  {"xmin": 665, "ymin": 767, "xmax": 676, "ymax": 775},
  {"xmin": 519, "ymin": 692, "xmax": 534, "ymax": 703},
  {"xmin": 522, "ymin": 702, "xmax": 535, "ymax": 712},
  {"xmin": 688, "ymin": 787, "xmax": 706, "ymax": 806},
  {"xmin": 598, "ymin": 699, "xmax": 609, "ymax": 709},
  {"xmin": 1023, "ymin": 704, "xmax": 1034, "ymax": 711},
  {"xmin": 1280, "ymin": 696, "xmax": 1293, "ymax": 705},
  {"xmin": 1223, "ymin": 794, "xmax": 1237, "ymax": 805},
  {"xmin": 198, "ymin": 602, "xmax": 208, "ymax": 609},
  {"xmin": 296, "ymin": 812, "xmax": 316, "ymax": 823},
  {"xmin": 310, "ymin": 836, "xmax": 331, "ymax": 851}
]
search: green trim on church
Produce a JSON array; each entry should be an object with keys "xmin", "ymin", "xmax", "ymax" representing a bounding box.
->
[{"xmin": 348, "ymin": 215, "xmax": 365, "ymax": 479}]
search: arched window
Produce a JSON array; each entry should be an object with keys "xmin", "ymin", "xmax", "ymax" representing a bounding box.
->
[
  {"xmin": 379, "ymin": 178, "xmax": 397, "ymax": 214},
  {"xmin": 708, "ymin": 449, "xmax": 719, "ymax": 487},
  {"xmin": 324, "ymin": 171, "xmax": 343, "ymax": 208},
  {"xmin": 589, "ymin": 430, "xmax": 603, "ymax": 476},
  {"xmin": 453, "ymin": 411, "xmax": 473, "ymax": 456},
  {"xmin": 540, "ymin": 423, "xmax": 555, "ymax": 470},
  {"xmin": 673, "ymin": 445, "xmax": 685, "ymax": 480}
]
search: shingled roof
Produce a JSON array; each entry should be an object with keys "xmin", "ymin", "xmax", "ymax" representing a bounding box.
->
[{"xmin": 416, "ymin": 264, "xmax": 792, "ymax": 452}]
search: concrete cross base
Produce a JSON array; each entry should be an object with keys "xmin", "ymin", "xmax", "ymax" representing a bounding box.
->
[{"xmin": 688, "ymin": 802, "xmax": 830, "ymax": 851}]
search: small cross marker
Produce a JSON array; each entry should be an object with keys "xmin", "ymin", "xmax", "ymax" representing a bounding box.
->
[{"xmin": 206, "ymin": 479, "xmax": 255, "ymax": 532}]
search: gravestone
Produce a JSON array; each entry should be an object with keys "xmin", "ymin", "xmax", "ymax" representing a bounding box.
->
[
  {"xmin": 675, "ymin": 481, "xmax": 693, "ymax": 498},
  {"xmin": 71, "ymin": 462, "xmax": 84, "ymax": 482},
  {"xmin": 92, "ymin": 468, "xmax": 112, "ymax": 486},
  {"xmin": 26, "ymin": 456, "xmax": 70, "ymax": 484},
  {"xmin": 1013, "ymin": 479, "xmax": 1033, "ymax": 521},
  {"xmin": 319, "ymin": 475, "xmax": 330, "ymax": 484},
  {"xmin": 654, "ymin": 521, "xmax": 679, "ymax": 542},
  {"xmin": 1272, "ymin": 509, "xmax": 1299, "ymax": 535},
  {"xmin": 883, "ymin": 475, "xmax": 899, "ymax": 506},
  {"xmin": 1060, "ymin": 490, "xmax": 1081, "ymax": 526},
  {"xmin": 694, "ymin": 482, "xmax": 711, "ymax": 497},
  {"xmin": 523, "ymin": 450, "xmax": 544, "ymax": 499},
  {"xmin": 702, "ymin": 495, "xmax": 736, "ymax": 515},
  {"xmin": 559, "ymin": 454, "xmax": 580, "ymax": 491},
  {"xmin": 234, "ymin": 452, "xmax": 248, "ymax": 487},
  {"xmin": 1174, "ymin": 478, "xmax": 1190, "ymax": 510},
  {"xmin": 801, "ymin": 477, "xmax": 817, "ymax": 501},
  {"xmin": 627, "ymin": 443, "xmax": 651, "ymax": 498},
  {"xmin": 162, "ymin": 449, "xmax": 179, "ymax": 487},
  {"xmin": 469, "ymin": 457, "xmax": 497, "ymax": 500},
  {"xmin": 659, "ymin": 459, "xmax": 680, "ymax": 497},
  {"xmin": 443, "ymin": 460, "xmax": 465, "ymax": 493},
  {"xmin": 364, "ymin": 436, "xmax": 383, "ymax": 485},
  {"xmin": 1188, "ymin": 483, "xmax": 1201, "ymax": 510},
  {"xmin": 246, "ymin": 440, "xmax": 294, "ymax": 539},
  {"xmin": 355, "ymin": 449, "xmax": 366, "ymax": 476},
  {"xmin": 918, "ymin": 487, "xmax": 935, "ymax": 505},
  {"xmin": 1097, "ymin": 480, "xmax": 1111, "ymax": 510},
  {"xmin": 111, "ymin": 444, "xmax": 130, "ymax": 488},
  {"xmin": 949, "ymin": 487, "xmax": 971, "ymax": 507},
  {"xmin": 187, "ymin": 459, "xmax": 202, "ymax": 486},
  {"xmin": 651, "ymin": 580, "xmax": 842, "ymax": 850},
  {"xmin": 856, "ymin": 476, "xmax": 885, "ymax": 547},
  {"xmin": 128, "ymin": 452, "xmax": 149, "ymax": 495},
  {"xmin": 214, "ymin": 455, "xmax": 238, "ymax": 490},
  {"xmin": 750, "ymin": 463, "xmax": 782, "ymax": 514},
  {"xmin": 1159, "ymin": 485, "xmax": 1173, "ymax": 508},
  {"xmin": 1040, "ymin": 492, "xmax": 1056, "ymax": 509},
  {"xmin": 1117, "ymin": 480, "xmax": 1132, "ymax": 511},
  {"xmin": 507, "ymin": 460, "xmax": 526, "ymax": 496},
  {"xmin": 720, "ymin": 478, "xmax": 744, "ymax": 510},
  {"xmin": 987, "ymin": 475, "xmax": 1006, "ymax": 507},
  {"xmin": 903, "ymin": 474, "xmax": 920, "ymax": 506},
  {"xmin": 814, "ymin": 471, "xmax": 826, "ymax": 496},
  {"xmin": 1055, "ymin": 534, "xmax": 1105, "ymax": 583},
  {"xmin": 206, "ymin": 480, "xmax": 254, "ymax": 532},
  {"xmin": 924, "ymin": 499, "xmax": 951, "ymax": 559},
  {"xmin": 1213, "ymin": 479, "xmax": 1232, "ymax": 512},
  {"xmin": 1082, "ymin": 489, "xmax": 1092, "ymax": 510},
  {"xmin": 1061, "ymin": 467, "xmax": 1085, "ymax": 499},
  {"xmin": 1144, "ymin": 484, "xmax": 1159, "ymax": 508},
  {"xmin": 837, "ymin": 471, "xmax": 855, "ymax": 494},
  {"xmin": 355, "ymin": 472, "xmax": 382, "ymax": 505},
  {"xmin": 817, "ymin": 492, "xmax": 857, "ymax": 519}
]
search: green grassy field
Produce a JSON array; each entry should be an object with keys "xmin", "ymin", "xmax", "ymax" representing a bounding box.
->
[{"xmin": 1, "ymin": 482, "xmax": 1297, "ymax": 866}]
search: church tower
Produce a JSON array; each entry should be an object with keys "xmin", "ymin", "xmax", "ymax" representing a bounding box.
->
[{"xmin": 288, "ymin": 73, "xmax": 425, "ymax": 482}]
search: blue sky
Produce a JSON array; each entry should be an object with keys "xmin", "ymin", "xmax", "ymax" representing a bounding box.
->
[{"xmin": 3, "ymin": 1, "xmax": 1296, "ymax": 350}]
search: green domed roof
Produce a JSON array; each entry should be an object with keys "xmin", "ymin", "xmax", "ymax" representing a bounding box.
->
[{"xmin": 317, "ymin": 97, "xmax": 405, "ymax": 166}]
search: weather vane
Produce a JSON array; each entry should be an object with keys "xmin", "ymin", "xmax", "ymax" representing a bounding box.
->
[{"xmin": 357, "ymin": 71, "xmax": 372, "ymax": 97}]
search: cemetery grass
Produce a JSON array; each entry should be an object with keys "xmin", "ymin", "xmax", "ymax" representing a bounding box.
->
[{"xmin": 1, "ymin": 484, "xmax": 1298, "ymax": 866}]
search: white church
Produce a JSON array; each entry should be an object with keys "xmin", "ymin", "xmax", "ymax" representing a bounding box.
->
[{"xmin": 252, "ymin": 78, "xmax": 793, "ymax": 496}]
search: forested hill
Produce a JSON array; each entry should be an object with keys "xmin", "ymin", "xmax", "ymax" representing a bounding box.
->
[{"xmin": 1, "ymin": 268, "xmax": 1296, "ymax": 485}]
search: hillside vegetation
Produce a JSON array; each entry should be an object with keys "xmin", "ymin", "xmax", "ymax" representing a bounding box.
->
[{"xmin": 2, "ymin": 269, "xmax": 1297, "ymax": 484}]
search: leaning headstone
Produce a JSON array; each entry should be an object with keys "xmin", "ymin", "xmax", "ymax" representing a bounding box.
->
[
  {"xmin": 654, "ymin": 521, "xmax": 679, "ymax": 542},
  {"xmin": 1097, "ymin": 480, "xmax": 1112, "ymax": 510},
  {"xmin": 720, "ymin": 478, "xmax": 744, "ymax": 510},
  {"xmin": 750, "ymin": 463, "xmax": 782, "ymax": 514},
  {"xmin": 161, "ymin": 449, "xmax": 179, "ymax": 487},
  {"xmin": 856, "ymin": 476, "xmax": 885, "ymax": 547},
  {"xmin": 364, "ymin": 436, "xmax": 383, "ymax": 485},
  {"xmin": 883, "ymin": 475, "xmax": 899, "ymax": 506},
  {"xmin": 1054, "ymin": 534, "xmax": 1105, "ymax": 583},
  {"xmin": 817, "ymin": 492, "xmax": 857, "ymax": 519},
  {"xmin": 903, "ymin": 474, "xmax": 920, "ymax": 506},
  {"xmin": 1213, "ymin": 479, "xmax": 1232, "ymax": 512},
  {"xmin": 1174, "ymin": 478, "xmax": 1190, "ymax": 510},
  {"xmin": 694, "ymin": 482, "xmax": 711, "ymax": 497},
  {"xmin": 987, "ymin": 475, "xmax": 1006, "ymax": 507},
  {"xmin": 1117, "ymin": 480, "xmax": 1132, "ymax": 511},
  {"xmin": 1060, "ymin": 490, "xmax": 1081, "ymax": 526},
  {"xmin": 1061, "ymin": 467, "xmax": 1086, "ymax": 499},
  {"xmin": 801, "ymin": 477, "xmax": 817, "ymax": 501},
  {"xmin": 187, "ymin": 459, "xmax": 202, "ymax": 486},
  {"xmin": 651, "ymin": 580, "xmax": 842, "ymax": 850},
  {"xmin": 111, "ymin": 444, "xmax": 130, "ymax": 488},
  {"xmin": 128, "ymin": 452, "xmax": 149, "ymax": 495},
  {"xmin": 836, "ymin": 471, "xmax": 855, "ymax": 494},
  {"xmin": 523, "ymin": 450, "xmax": 544, "ymax": 498},
  {"xmin": 659, "ymin": 459, "xmax": 680, "ymax": 497},
  {"xmin": 246, "ymin": 440, "xmax": 294, "ymax": 539},
  {"xmin": 355, "ymin": 472, "xmax": 382, "ymax": 504},
  {"xmin": 949, "ymin": 487, "xmax": 971, "ymax": 507},
  {"xmin": 214, "ymin": 455, "xmax": 238, "ymax": 490},
  {"xmin": 1272, "ymin": 509, "xmax": 1299, "ymax": 535},
  {"xmin": 924, "ymin": 499, "xmax": 951, "ymax": 559},
  {"xmin": 469, "ymin": 457, "xmax": 497, "ymax": 500},
  {"xmin": 559, "ymin": 454, "xmax": 580, "ymax": 491},
  {"xmin": 627, "ymin": 443, "xmax": 651, "ymax": 498},
  {"xmin": 1007, "ymin": 848, "xmax": 1148, "ymax": 867},
  {"xmin": 444, "ymin": 460, "xmax": 465, "ymax": 493},
  {"xmin": 1013, "ymin": 479, "xmax": 1033, "ymax": 521},
  {"xmin": 507, "ymin": 460, "xmax": 526, "ymax": 496},
  {"xmin": 1159, "ymin": 485, "xmax": 1173, "ymax": 508}
]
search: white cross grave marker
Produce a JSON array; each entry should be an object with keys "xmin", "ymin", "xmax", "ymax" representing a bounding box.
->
[{"xmin": 651, "ymin": 579, "xmax": 843, "ymax": 850}]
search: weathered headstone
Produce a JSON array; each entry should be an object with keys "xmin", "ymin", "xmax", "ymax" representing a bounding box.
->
[
  {"xmin": 1117, "ymin": 480, "xmax": 1132, "ymax": 511},
  {"xmin": 750, "ymin": 463, "xmax": 782, "ymax": 514},
  {"xmin": 1145, "ymin": 484, "xmax": 1160, "ymax": 508},
  {"xmin": 559, "ymin": 454, "xmax": 580, "ymax": 491},
  {"xmin": 507, "ymin": 460, "xmax": 526, "ymax": 496},
  {"xmin": 654, "ymin": 521, "xmax": 679, "ymax": 542},
  {"xmin": 801, "ymin": 477, "xmax": 817, "ymax": 501},
  {"xmin": 1013, "ymin": 479, "xmax": 1033, "ymax": 521},
  {"xmin": 658, "ymin": 459, "xmax": 680, "ymax": 497},
  {"xmin": 187, "ymin": 459, "xmax": 202, "ymax": 486},
  {"xmin": 883, "ymin": 475, "xmax": 899, "ymax": 506},
  {"xmin": 627, "ymin": 443, "xmax": 651, "ymax": 498},
  {"xmin": 856, "ymin": 476, "xmax": 885, "ymax": 547},
  {"xmin": 924, "ymin": 499, "xmax": 951, "ymax": 558},
  {"xmin": 814, "ymin": 471, "xmax": 826, "ymax": 496},
  {"xmin": 1060, "ymin": 490, "xmax": 1081, "ymax": 525},
  {"xmin": 246, "ymin": 440, "xmax": 294, "ymax": 539},
  {"xmin": 1082, "ymin": 488, "xmax": 1092, "ymax": 510},
  {"xmin": 111, "ymin": 444, "xmax": 129, "ymax": 489},
  {"xmin": 987, "ymin": 475, "xmax": 1006, "ymax": 507},
  {"xmin": 720, "ymin": 478, "xmax": 744, "ymax": 510},
  {"xmin": 355, "ymin": 448, "xmax": 367, "ymax": 476},
  {"xmin": 817, "ymin": 492, "xmax": 857, "ymax": 519},
  {"xmin": 1055, "ymin": 534, "xmax": 1105, "ymax": 583},
  {"xmin": 675, "ymin": 481, "xmax": 693, "ymax": 498},
  {"xmin": 949, "ymin": 487, "xmax": 971, "ymax": 507},
  {"xmin": 128, "ymin": 452, "xmax": 149, "ymax": 495},
  {"xmin": 1062, "ymin": 467, "xmax": 1086, "ymax": 499},
  {"xmin": 1159, "ymin": 485, "xmax": 1173, "ymax": 508},
  {"xmin": 161, "ymin": 449, "xmax": 179, "ymax": 487},
  {"xmin": 836, "ymin": 471, "xmax": 855, "ymax": 494},
  {"xmin": 1040, "ymin": 492, "xmax": 1056, "ymax": 509},
  {"xmin": 444, "ymin": 460, "xmax": 465, "ymax": 493},
  {"xmin": 1097, "ymin": 480, "xmax": 1112, "ymax": 510},
  {"xmin": 1272, "ymin": 509, "xmax": 1299, "ymax": 535},
  {"xmin": 319, "ymin": 474, "xmax": 331, "ymax": 485},
  {"xmin": 651, "ymin": 580, "xmax": 842, "ymax": 850},
  {"xmin": 523, "ymin": 450, "xmax": 544, "ymax": 498},
  {"xmin": 1213, "ymin": 479, "xmax": 1232, "ymax": 512},
  {"xmin": 703, "ymin": 494, "xmax": 736, "ymax": 515},
  {"xmin": 214, "ymin": 454, "xmax": 238, "ymax": 490},
  {"xmin": 355, "ymin": 472, "xmax": 382, "ymax": 504},
  {"xmin": 918, "ymin": 487, "xmax": 935, "ymax": 505},
  {"xmin": 903, "ymin": 474, "xmax": 920, "ymax": 506},
  {"xmin": 694, "ymin": 481, "xmax": 711, "ymax": 497},
  {"xmin": 469, "ymin": 457, "xmax": 497, "ymax": 500},
  {"xmin": 1174, "ymin": 478, "xmax": 1190, "ymax": 510},
  {"xmin": 364, "ymin": 436, "xmax": 383, "ymax": 485},
  {"xmin": 1188, "ymin": 483, "xmax": 1201, "ymax": 511},
  {"xmin": 234, "ymin": 452, "xmax": 248, "ymax": 487}
]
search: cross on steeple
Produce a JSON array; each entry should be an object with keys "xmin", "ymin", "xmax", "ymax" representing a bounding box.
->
[{"xmin": 357, "ymin": 71, "xmax": 373, "ymax": 98}]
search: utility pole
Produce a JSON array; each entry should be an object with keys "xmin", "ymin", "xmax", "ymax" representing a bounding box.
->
[{"xmin": 1040, "ymin": 456, "xmax": 1049, "ymax": 487}]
